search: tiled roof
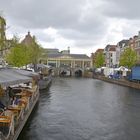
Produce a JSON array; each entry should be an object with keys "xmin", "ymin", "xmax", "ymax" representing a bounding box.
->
[
  {"xmin": 104, "ymin": 44, "xmax": 116, "ymax": 51},
  {"xmin": 109, "ymin": 46, "xmax": 116, "ymax": 51},
  {"xmin": 96, "ymin": 49, "xmax": 104, "ymax": 53}
]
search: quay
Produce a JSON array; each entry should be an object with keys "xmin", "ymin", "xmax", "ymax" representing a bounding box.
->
[{"xmin": 93, "ymin": 74, "xmax": 140, "ymax": 89}]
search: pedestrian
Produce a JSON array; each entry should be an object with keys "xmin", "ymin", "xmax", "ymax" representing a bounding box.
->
[
  {"xmin": 7, "ymin": 86, "xmax": 14, "ymax": 104},
  {"xmin": 11, "ymin": 96, "xmax": 19, "ymax": 106}
]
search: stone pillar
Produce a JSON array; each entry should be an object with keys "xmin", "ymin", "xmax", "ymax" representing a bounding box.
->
[
  {"xmin": 46, "ymin": 59, "xmax": 48, "ymax": 65},
  {"xmin": 57, "ymin": 60, "xmax": 60, "ymax": 68},
  {"xmin": 73, "ymin": 60, "xmax": 75, "ymax": 68},
  {"xmin": 82, "ymin": 61, "xmax": 84, "ymax": 69}
]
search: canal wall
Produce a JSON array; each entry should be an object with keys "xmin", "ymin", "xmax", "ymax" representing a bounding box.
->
[
  {"xmin": 51, "ymin": 68, "xmax": 93, "ymax": 78},
  {"xmin": 83, "ymin": 71, "xmax": 93, "ymax": 78},
  {"xmin": 93, "ymin": 74, "xmax": 140, "ymax": 89}
]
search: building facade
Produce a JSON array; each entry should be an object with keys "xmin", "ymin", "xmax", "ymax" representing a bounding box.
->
[
  {"xmin": 128, "ymin": 35, "xmax": 138, "ymax": 50},
  {"xmin": 135, "ymin": 31, "xmax": 140, "ymax": 58},
  {"xmin": 108, "ymin": 46, "xmax": 117, "ymax": 67},
  {"xmin": 91, "ymin": 49, "xmax": 104, "ymax": 68},
  {"xmin": 40, "ymin": 48, "xmax": 92, "ymax": 69},
  {"xmin": 104, "ymin": 45, "xmax": 117, "ymax": 67}
]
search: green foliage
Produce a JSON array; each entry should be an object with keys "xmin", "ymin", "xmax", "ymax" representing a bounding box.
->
[
  {"xmin": 6, "ymin": 43, "xmax": 30, "ymax": 67},
  {"xmin": 94, "ymin": 52, "xmax": 105, "ymax": 68},
  {"xmin": 39, "ymin": 48, "xmax": 48, "ymax": 63},
  {"xmin": 119, "ymin": 47, "xmax": 138, "ymax": 68},
  {"xmin": 5, "ymin": 35, "xmax": 43, "ymax": 68},
  {"xmin": 27, "ymin": 37, "xmax": 42, "ymax": 65}
]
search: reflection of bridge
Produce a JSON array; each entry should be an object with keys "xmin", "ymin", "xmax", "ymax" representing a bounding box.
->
[{"xmin": 40, "ymin": 53, "xmax": 92, "ymax": 77}]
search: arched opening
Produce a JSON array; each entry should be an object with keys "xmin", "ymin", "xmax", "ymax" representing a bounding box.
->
[
  {"xmin": 59, "ymin": 69, "xmax": 71, "ymax": 77},
  {"xmin": 75, "ymin": 69, "xmax": 82, "ymax": 77},
  {"xmin": 60, "ymin": 70, "xmax": 67, "ymax": 77}
]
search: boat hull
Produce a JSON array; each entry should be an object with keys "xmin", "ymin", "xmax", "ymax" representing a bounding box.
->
[{"xmin": 39, "ymin": 76, "xmax": 52, "ymax": 90}]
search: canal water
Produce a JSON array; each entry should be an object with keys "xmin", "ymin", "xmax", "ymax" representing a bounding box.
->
[{"xmin": 18, "ymin": 78, "xmax": 140, "ymax": 140}]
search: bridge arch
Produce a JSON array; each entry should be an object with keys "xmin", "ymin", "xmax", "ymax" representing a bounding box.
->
[
  {"xmin": 59, "ymin": 68, "xmax": 71, "ymax": 77},
  {"xmin": 74, "ymin": 68, "xmax": 83, "ymax": 77}
]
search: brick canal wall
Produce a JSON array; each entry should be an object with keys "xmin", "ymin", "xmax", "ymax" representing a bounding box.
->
[{"xmin": 93, "ymin": 75, "xmax": 140, "ymax": 89}]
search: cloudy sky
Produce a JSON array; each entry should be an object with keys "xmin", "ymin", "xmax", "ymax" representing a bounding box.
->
[{"xmin": 0, "ymin": 0, "xmax": 140, "ymax": 56}]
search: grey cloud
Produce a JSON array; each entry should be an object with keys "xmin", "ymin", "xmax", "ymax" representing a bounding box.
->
[
  {"xmin": 120, "ymin": 20, "xmax": 140, "ymax": 38},
  {"xmin": 75, "ymin": 40, "xmax": 99, "ymax": 48},
  {"xmin": 0, "ymin": 0, "xmax": 84, "ymax": 29},
  {"xmin": 1, "ymin": 0, "xmax": 107, "ymax": 43},
  {"xmin": 0, "ymin": 0, "xmax": 107, "ymax": 30},
  {"xmin": 32, "ymin": 30, "xmax": 55, "ymax": 43},
  {"xmin": 102, "ymin": 0, "xmax": 140, "ymax": 19},
  {"xmin": 1, "ymin": 0, "xmax": 132, "ymax": 51}
]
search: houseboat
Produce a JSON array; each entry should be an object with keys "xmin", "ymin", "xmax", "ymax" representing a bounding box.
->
[
  {"xmin": 35, "ymin": 64, "xmax": 53, "ymax": 90},
  {"xmin": 26, "ymin": 63, "xmax": 53, "ymax": 90},
  {"xmin": 39, "ymin": 74, "xmax": 52, "ymax": 90},
  {"xmin": 0, "ymin": 68, "xmax": 40, "ymax": 140}
]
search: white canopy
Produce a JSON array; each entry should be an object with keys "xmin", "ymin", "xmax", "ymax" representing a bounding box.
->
[{"xmin": 114, "ymin": 66, "xmax": 129, "ymax": 71}]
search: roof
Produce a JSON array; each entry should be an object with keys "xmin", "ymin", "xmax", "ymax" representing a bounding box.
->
[
  {"xmin": 21, "ymin": 32, "xmax": 34, "ymax": 45},
  {"xmin": 28, "ymin": 64, "xmax": 51, "ymax": 69},
  {"xmin": 45, "ymin": 48, "xmax": 59, "ymax": 54},
  {"xmin": 0, "ymin": 68, "xmax": 32, "ymax": 87},
  {"xmin": 109, "ymin": 46, "xmax": 116, "ymax": 51},
  {"xmin": 14, "ymin": 69, "xmax": 39, "ymax": 77},
  {"xmin": 104, "ymin": 45, "xmax": 116, "ymax": 51},
  {"xmin": 118, "ymin": 39, "xmax": 129, "ymax": 46},
  {"xmin": 95, "ymin": 49, "xmax": 104, "ymax": 53},
  {"xmin": 47, "ymin": 53, "xmax": 90, "ymax": 59},
  {"xmin": 37, "ymin": 64, "xmax": 51, "ymax": 69}
]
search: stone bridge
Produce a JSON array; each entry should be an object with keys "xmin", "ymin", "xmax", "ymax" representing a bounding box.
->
[{"xmin": 51, "ymin": 67, "xmax": 86, "ymax": 77}]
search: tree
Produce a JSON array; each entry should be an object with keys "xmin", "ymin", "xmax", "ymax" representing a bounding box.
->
[
  {"xmin": 5, "ymin": 36, "xmax": 31, "ymax": 67},
  {"xmin": 119, "ymin": 47, "xmax": 138, "ymax": 68},
  {"xmin": 94, "ymin": 52, "xmax": 105, "ymax": 68},
  {"xmin": 5, "ymin": 42, "xmax": 30, "ymax": 67},
  {"xmin": 0, "ymin": 15, "xmax": 6, "ymax": 56},
  {"xmin": 26, "ymin": 36, "xmax": 43, "ymax": 71},
  {"xmin": 5, "ymin": 35, "xmax": 43, "ymax": 69}
]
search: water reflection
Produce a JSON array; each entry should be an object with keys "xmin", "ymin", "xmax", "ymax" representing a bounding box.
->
[{"xmin": 19, "ymin": 78, "xmax": 140, "ymax": 140}]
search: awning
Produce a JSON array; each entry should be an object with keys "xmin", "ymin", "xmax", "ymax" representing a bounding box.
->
[
  {"xmin": 114, "ymin": 66, "xmax": 129, "ymax": 71},
  {"xmin": 0, "ymin": 68, "xmax": 32, "ymax": 87},
  {"xmin": 28, "ymin": 64, "xmax": 51, "ymax": 69}
]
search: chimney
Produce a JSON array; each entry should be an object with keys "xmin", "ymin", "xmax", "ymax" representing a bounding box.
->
[{"xmin": 68, "ymin": 46, "xmax": 70, "ymax": 54}]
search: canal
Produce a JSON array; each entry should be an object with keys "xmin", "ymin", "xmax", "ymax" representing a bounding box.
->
[{"xmin": 18, "ymin": 77, "xmax": 140, "ymax": 140}]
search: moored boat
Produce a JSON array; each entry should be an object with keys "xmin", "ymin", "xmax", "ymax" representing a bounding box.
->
[
  {"xmin": 39, "ymin": 74, "xmax": 52, "ymax": 90},
  {"xmin": 0, "ymin": 68, "xmax": 40, "ymax": 140},
  {"xmin": 34, "ymin": 64, "xmax": 53, "ymax": 90}
]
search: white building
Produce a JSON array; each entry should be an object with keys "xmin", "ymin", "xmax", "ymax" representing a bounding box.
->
[
  {"xmin": 116, "ymin": 39, "xmax": 129, "ymax": 66},
  {"xmin": 104, "ymin": 45, "xmax": 117, "ymax": 67}
]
